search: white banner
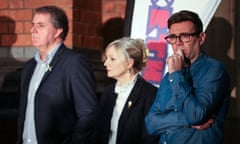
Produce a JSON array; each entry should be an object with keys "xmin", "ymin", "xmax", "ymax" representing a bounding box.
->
[{"xmin": 129, "ymin": 0, "xmax": 221, "ymax": 86}]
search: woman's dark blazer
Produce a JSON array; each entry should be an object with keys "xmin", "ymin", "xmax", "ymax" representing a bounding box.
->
[{"xmin": 92, "ymin": 75, "xmax": 159, "ymax": 144}]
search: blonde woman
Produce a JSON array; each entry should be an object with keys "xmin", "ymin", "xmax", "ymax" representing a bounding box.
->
[{"xmin": 92, "ymin": 37, "xmax": 159, "ymax": 144}]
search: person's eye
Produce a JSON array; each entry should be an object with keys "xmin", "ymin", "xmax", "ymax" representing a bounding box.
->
[
  {"xmin": 110, "ymin": 57, "xmax": 115, "ymax": 61},
  {"xmin": 39, "ymin": 24, "xmax": 45, "ymax": 28},
  {"xmin": 180, "ymin": 33, "xmax": 190, "ymax": 38},
  {"xmin": 168, "ymin": 35, "xmax": 177, "ymax": 39}
]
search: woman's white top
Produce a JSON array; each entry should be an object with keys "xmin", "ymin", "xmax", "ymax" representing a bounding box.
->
[{"xmin": 108, "ymin": 74, "xmax": 138, "ymax": 144}]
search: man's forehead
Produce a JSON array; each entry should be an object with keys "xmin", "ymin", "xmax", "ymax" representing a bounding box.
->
[
  {"xmin": 32, "ymin": 13, "xmax": 51, "ymax": 23},
  {"xmin": 169, "ymin": 21, "xmax": 195, "ymax": 33}
]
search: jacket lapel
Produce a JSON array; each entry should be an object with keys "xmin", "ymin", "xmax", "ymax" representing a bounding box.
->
[
  {"xmin": 21, "ymin": 59, "xmax": 36, "ymax": 114},
  {"xmin": 18, "ymin": 59, "xmax": 36, "ymax": 140},
  {"xmin": 22, "ymin": 60, "xmax": 36, "ymax": 93},
  {"xmin": 117, "ymin": 76, "xmax": 144, "ymax": 139},
  {"xmin": 36, "ymin": 45, "xmax": 65, "ymax": 90}
]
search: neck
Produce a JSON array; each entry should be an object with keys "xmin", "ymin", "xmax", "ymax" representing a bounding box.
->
[
  {"xmin": 39, "ymin": 41, "xmax": 62, "ymax": 61},
  {"xmin": 117, "ymin": 72, "xmax": 137, "ymax": 86}
]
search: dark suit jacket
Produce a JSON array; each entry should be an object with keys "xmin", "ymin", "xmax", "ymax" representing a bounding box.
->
[
  {"xmin": 92, "ymin": 75, "xmax": 159, "ymax": 144},
  {"xmin": 17, "ymin": 44, "xmax": 98, "ymax": 144}
]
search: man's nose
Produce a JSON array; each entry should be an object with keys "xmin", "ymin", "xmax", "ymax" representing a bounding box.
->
[{"xmin": 31, "ymin": 26, "xmax": 37, "ymax": 33}]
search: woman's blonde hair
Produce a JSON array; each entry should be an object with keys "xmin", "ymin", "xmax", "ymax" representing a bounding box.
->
[{"xmin": 105, "ymin": 37, "xmax": 148, "ymax": 73}]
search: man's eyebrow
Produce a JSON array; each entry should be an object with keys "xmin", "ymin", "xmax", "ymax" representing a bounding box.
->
[{"xmin": 32, "ymin": 22, "xmax": 47, "ymax": 25}]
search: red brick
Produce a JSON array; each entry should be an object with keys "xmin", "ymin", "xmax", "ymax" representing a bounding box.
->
[
  {"xmin": 73, "ymin": 22, "xmax": 87, "ymax": 34},
  {"xmin": 115, "ymin": 2, "xmax": 126, "ymax": 15},
  {"xmin": 0, "ymin": 23, "xmax": 8, "ymax": 33},
  {"xmin": 86, "ymin": 0, "xmax": 101, "ymax": 11},
  {"xmin": 74, "ymin": 0, "xmax": 87, "ymax": 10},
  {"xmin": 9, "ymin": 0, "xmax": 24, "ymax": 9},
  {"xmin": 65, "ymin": 8, "xmax": 73, "ymax": 21},
  {"xmin": 14, "ymin": 34, "xmax": 32, "ymax": 46},
  {"xmin": 72, "ymin": 34, "xmax": 82, "ymax": 47},
  {"xmin": 14, "ymin": 22, "xmax": 25, "ymax": 33},
  {"xmin": 8, "ymin": 9, "xmax": 32, "ymax": 21},
  {"xmin": 0, "ymin": 0, "xmax": 128, "ymax": 50},
  {"xmin": 8, "ymin": 21, "xmax": 19, "ymax": 33},
  {"xmin": 24, "ymin": 0, "xmax": 73, "ymax": 8},
  {"xmin": 102, "ymin": 14, "xmax": 124, "ymax": 23},
  {"xmin": 86, "ymin": 24, "xmax": 100, "ymax": 36},
  {"xmin": 65, "ymin": 33, "xmax": 73, "ymax": 47},
  {"xmin": 24, "ymin": 22, "xmax": 32, "ymax": 33},
  {"xmin": 0, "ymin": 10, "xmax": 10, "ymax": 17},
  {"xmin": 0, "ymin": 0, "xmax": 8, "ymax": 8},
  {"xmin": 103, "ymin": 2, "xmax": 116, "ymax": 13},
  {"xmin": 68, "ymin": 21, "xmax": 73, "ymax": 33},
  {"xmin": 82, "ymin": 36, "xmax": 102, "ymax": 49},
  {"xmin": 72, "ymin": 9, "xmax": 81, "ymax": 21},
  {"xmin": 1, "ymin": 34, "xmax": 18, "ymax": 46},
  {"xmin": 81, "ymin": 11, "xmax": 101, "ymax": 24}
]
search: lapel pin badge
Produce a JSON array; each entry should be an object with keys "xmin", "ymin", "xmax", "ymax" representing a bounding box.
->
[{"xmin": 46, "ymin": 63, "xmax": 53, "ymax": 72}]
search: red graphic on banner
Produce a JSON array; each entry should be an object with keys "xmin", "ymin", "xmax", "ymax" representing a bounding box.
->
[{"xmin": 142, "ymin": 1, "xmax": 173, "ymax": 85}]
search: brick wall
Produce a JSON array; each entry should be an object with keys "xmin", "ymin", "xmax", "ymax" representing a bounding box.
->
[
  {"xmin": 0, "ymin": 0, "xmax": 127, "ymax": 52},
  {"xmin": 0, "ymin": 0, "xmax": 127, "ymax": 91},
  {"xmin": 102, "ymin": 0, "xmax": 126, "ymax": 22},
  {"xmin": 0, "ymin": 0, "xmax": 127, "ymax": 101},
  {"xmin": 101, "ymin": 0, "xmax": 126, "ymax": 48}
]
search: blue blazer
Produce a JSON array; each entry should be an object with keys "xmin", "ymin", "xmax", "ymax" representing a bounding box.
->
[
  {"xmin": 17, "ymin": 44, "xmax": 98, "ymax": 144},
  {"xmin": 92, "ymin": 75, "xmax": 159, "ymax": 144}
]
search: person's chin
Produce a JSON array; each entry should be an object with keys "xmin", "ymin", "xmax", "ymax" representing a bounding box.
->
[
  {"xmin": 107, "ymin": 74, "xmax": 111, "ymax": 78},
  {"xmin": 32, "ymin": 41, "xmax": 38, "ymax": 46},
  {"xmin": 107, "ymin": 73, "xmax": 113, "ymax": 78},
  {"xmin": 32, "ymin": 42, "xmax": 40, "ymax": 48}
]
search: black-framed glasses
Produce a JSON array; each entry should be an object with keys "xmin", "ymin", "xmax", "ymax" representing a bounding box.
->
[{"xmin": 165, "ymin": 32, "xmax": 199, "ymax": 44}]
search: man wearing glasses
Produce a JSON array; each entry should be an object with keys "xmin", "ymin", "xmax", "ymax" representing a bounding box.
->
[{"xmin": 145, "ymin": 10, "xmax": 230, "ymax": 144}]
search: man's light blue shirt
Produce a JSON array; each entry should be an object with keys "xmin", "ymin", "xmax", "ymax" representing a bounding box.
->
[{"xmin": 22, "ymin": 43, "xmax": 61, "ymax": 144}]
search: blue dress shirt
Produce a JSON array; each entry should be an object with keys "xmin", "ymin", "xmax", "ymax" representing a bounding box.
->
[
  {"xmin": 22, "ymin": 43, "xmax": 60, "ymax": 144},
  {"xmin": 145, "ymin": 52, "xmax": 230, "ymax": 144}
]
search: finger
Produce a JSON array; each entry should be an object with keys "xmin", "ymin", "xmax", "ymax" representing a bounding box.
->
[
  {"xmin": 191, "ymin": 125, "xmax": 200, "ymax": 129},
  {"xmin": 175, "ymin": 48, "xmax": 184, "ymax": 58}
]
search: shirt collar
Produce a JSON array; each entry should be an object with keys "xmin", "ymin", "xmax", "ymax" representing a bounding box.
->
[
  {"xmin": 189, "ymin": 52, "xmax": 208, "ymax": 76},
  {"xmin": 34, "ymin": 43, "xmax": 62, "ymax": 64},
  {"xmin": 114, "ymin": 74, "xmax": 138, "ymax": 94}
]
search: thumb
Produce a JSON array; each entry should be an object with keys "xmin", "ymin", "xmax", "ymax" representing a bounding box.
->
[{"xmin": 175, "ymin": 48, "xmax": 184, "ymax": 58}]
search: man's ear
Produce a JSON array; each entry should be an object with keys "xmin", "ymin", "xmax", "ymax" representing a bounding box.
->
[
  {"xmin": 55, "ymin": 28, "xmax": 63, "ymax": 39},
  {"xmin": 199, "ymin": 32, "xmax": 206, "ymax": 45}
]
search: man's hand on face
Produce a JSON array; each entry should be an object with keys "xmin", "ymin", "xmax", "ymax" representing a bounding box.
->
[{"xmin": 167, "ymin": 48, "xmax": 185, "ymax": 73}]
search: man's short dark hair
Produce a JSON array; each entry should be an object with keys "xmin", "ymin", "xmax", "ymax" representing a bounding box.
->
[
  {"xmin": 35, "ymin": 5, "xmax": 69, "ymax": 40},
  {"xmin": 167, "ymin": 10, "xmax": 203, "ymax": 34}
]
